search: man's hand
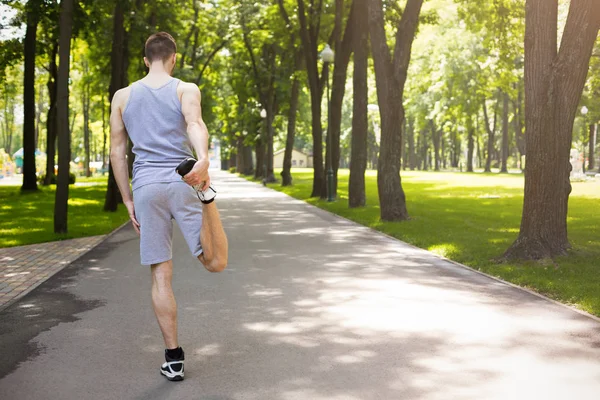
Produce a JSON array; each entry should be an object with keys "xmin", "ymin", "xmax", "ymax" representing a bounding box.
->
[
  {"xmin": 182, "ymin": 158, "xmax": 210, "ymax": 190},
  {"xmin": 124, "ymin": 201, "xmax": 141, "ymax": 235}
]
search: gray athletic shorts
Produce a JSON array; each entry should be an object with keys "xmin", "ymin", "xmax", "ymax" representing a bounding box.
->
[{"xmin": 133, "ymin": 181, "xmax": 203, "ymax": 265}]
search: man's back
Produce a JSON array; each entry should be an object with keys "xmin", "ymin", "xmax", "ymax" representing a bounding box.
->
[{"xmin": 119, "ymin": 77, "xmax": 194, "ymax": 191}]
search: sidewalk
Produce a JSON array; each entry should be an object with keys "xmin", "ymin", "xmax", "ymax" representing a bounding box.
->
[
  {"xmin": 1, "ymin": 170, "xmax": 599, "ymax": 400},
  {"xmin": 0, "ymin": 235, "xmax": 107, "ymax": 311}
]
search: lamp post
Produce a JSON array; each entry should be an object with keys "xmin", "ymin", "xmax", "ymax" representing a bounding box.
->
[
  {"xmin": 321, "ymin": 44, "xmax": 335, "ymax": 202},
  {"xmin": 260, "ymin": 108, "xmax": 267, "ymax": 185},
  {"xmin": 582, "ymin": 106, "xmax": 588, "ymax": 174}
]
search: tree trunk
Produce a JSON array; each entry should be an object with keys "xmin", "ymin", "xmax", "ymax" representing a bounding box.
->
[
  {"xmin": 430, "ymin": 120, "xmax": 440, "ymax": 171},
  {"xmin": 296, "ymin": 0, "xmax": 327, "ymax": 198},
  {"xmin": 368, "ymin": 0, "xmax": 423, "ymax": 221},
  {"xmin": 235, "ymin": 137, "xmax": 243, "ymax": 174},
  {"xmin": 452, "ymin": 130, "xmax": 461, "ymax": 168},
  {"xmin": 254, "ymin": 140, "xmax": 265, "ymax": 180},
  {"xmin": 467, "ymin": 124, "xmax": 475, "ymax": 172},
  {"xmin": 105, "ymin": 1, "xmax": 128, "ymax": 212},
  {"xmin": 21, "ymin": 6, "xmax": 39, "ymax": 192},
  {"xmin": 420, "ymin": 131, "xmax": 429, "ymax": 171},
  {"xmin": 44, "ymin": 41, "xmax": 58, "ymax": 185},
  {"xmin": 309, "ymin": 67, "xmax": 326, "ymax": 197},
  {"xmin": 501, "ymin": 91, "xmax": 510, "ymax": 173},
  {"xmin": 327, "ymin": 0, "xmax": 355, "ymax": 196},
  {"xmin": 588, "ymin": 124, "xmax": 596, "ymax": 171},
  {"xmin": 83, "ymin": 67, "xmax": 91, "ymax": 177},
  {"xmin": 35, "ymin": 85, "xmax": 43, "ymax": 149},
  {"xmin": 504, "ymin": 0, "xmax": 600, "ymax": 260},
  {"xmin": 266, "ymin": 106, "xmax": 276, "ymax": 183},
  {"xmin": 54, "ymin": 0, "xmax": 74, "ymax": 233},
  {"xmin": 513, "ymin": 82, "xmax": 526, "ymax": 169},
  {"xmin": 2, "ymin": 91, "xmax": 16, "ymax": 155},
  {"xmin": 349, "ymin": 0, "xmax": 368, "ymax": 208},
  {"xmin": 403, "ymin": 118, "xmax": 411, "ymax": 170},
  {"xmin": 243, "ymin": 145, "xmax": 254, "ymax": 175},
  {"xmin": 483, "ymin": 96, "xmax": 499, "ymax": 172},
  {"xmin": 408, "ymin": 118, "xmax": 416, "ymax": 170},
  {"xmin": 102, "ymin": 98, "xmax": 107, "ymax": 169},
  {"xmin": 282, "ymin": 75, "xmax": 300, "ymax": 186}
]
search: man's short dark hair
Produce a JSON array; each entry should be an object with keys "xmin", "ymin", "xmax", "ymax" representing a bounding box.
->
[{"xmin": 145, "ymin": 32, "xmax": 177, "ymax": 63}]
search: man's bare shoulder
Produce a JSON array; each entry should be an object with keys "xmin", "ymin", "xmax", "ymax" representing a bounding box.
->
[
  {"xmin": 177, "ymin": 81, "xmax": 201, "ymax": 97},
  {"xmin": 112, "ymin": 87, "xmax": 132, "ymax": 110}
]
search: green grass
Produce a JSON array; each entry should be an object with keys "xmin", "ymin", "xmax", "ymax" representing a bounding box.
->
[
  {"xmin": 77, "ymin": 175, "xmax": 111, "ymax": 184},
  {"xmin": 252, "ymin": 169, "xmax": 600, "ymax": 317},
  {"xmin": 0, "ymin": 183, "xmax": 129, "ymax": 248}
]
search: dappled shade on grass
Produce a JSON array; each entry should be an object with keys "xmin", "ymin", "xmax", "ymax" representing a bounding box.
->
[
  {"xmin": 261, "ymin": 169, "xmax": 600, "ymax": 317},
  {"xmin": 0, "ymin": 184, "xmax": 129, "ymax": 247}
]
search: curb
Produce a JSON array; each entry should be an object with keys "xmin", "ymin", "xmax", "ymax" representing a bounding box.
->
[
  {"xmin": 239, "ymin": 173, "xmax": 600, "ymax": 325},
  {"xmin": 0, "ymin": 220, "xmax": 131, "ymax": 313}
]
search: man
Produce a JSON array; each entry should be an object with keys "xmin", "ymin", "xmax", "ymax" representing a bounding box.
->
[{"xmin": 109, "ymin": 32, "xmax": 228, "ymax": 382}]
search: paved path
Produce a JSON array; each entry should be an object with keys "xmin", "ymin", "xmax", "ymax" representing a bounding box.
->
[
  {"xmin": 1, "ymin": 171, "xmax": 600, "ymax": 400},
  {"xmin": 0, "ymin": 235, "xmax": 107, "ymax": 311}
]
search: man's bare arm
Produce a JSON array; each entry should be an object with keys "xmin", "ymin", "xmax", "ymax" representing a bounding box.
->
[
  {"xmin": 181, "ymin": 83, "xmax": 210, "ymax": 189},
  {"xmin": 109, "ymin": 90, "xmax": 133, "ymax": 205}
]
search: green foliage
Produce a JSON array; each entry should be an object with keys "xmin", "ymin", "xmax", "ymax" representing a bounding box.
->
[{"xmin": 0, "ymin": 38, "xmax": 22, "ymax": 84}]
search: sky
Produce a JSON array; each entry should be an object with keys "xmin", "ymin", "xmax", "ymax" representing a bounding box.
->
[{"xmin": 0, "ymin": 4, "xmax": 24, "ymax": 41}]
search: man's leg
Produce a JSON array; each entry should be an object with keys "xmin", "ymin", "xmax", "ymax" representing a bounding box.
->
[
  {"xmin": 198, "ymin": 202, "xmax": 228, "ymax": 272},
  {"xmin": 151, "ymin": 260, "xmax": 178, "ymax": 349}
]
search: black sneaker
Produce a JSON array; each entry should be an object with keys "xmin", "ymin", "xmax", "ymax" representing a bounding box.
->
[
  {"xmin": 175, "ymin": 157, "xmax": 217, "ymax": 204},
  {"xmin": 160, "ymin": 349, "xmax": 185, "ymax": 381}
]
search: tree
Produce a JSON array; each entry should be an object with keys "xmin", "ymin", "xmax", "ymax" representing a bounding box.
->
[
  {"xmin": 82, "ymin": 57, "xmax": 91, "ymax": 177},
  {"xmin": 500, "ymin": 91, "xmax": 510, "ymax": 173},
  {"xmin": 326, "ymin": 0, "xmax": 354, "ymax": 197},
  {"xmin": 277, "ymin": 0, "xmax": 302, "ymax": 187},
  {"xmin": 53, "ymin": 0, "xmax": 74, "ymax": 233},
  {"xmin": 504, "ymin": 0, "xmax": 600, "ymax": 260},
  {"xmin": 368, "ymin": 0, "xmax": 423, "ymax": 221},
  {"xmin": 104, "ymin": 0, "xmax": 128, "ymax": 212},
  {"xmin": 348, "ymin": 0, "xmax": 367, "ymax": 207},
  {"xmin": 296, "ymin": 0, "xmax": 332, "ymax": 198},
  {"xmin": 21, "ymin": 0, "xmax": 42, "ymax": 192}
]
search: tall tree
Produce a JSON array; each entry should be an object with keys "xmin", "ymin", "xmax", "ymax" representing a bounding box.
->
[
  {"xmin": 82, "ymin": 58, "xmax": 91, "ymax": 177},
  {"xmin": 21, "ymin": 0, "xmax": 42, "ymax": 192},
  {"xmin": 326, "ymin": 0, "xmax": 354, "ymax": 197},
  {"xmin": 104, "ymin": 0, "xmax": 128, "ymax": 212},
  {"xmin": 500, "ymin": 91, "xmax": 510, "ymax": 173},
  {"xmin": 53, "ymin": 0, "xmax": 74, "ymax": 233},
  {"xmin": 348, "ymin": 0, "xmax": 368, "ymax": 208},
  {"xmin": 41, "ymin": 1, "xmax": 59, "ymax": 185},
  {"xmin": 296, "ymin": 0, "xmax": 331, "ymax": 198},
  {"xmin": 589, "ymin": 124, "xmax": 596, "ymax": 171},
  {"xmin": 504, "ymin": 0, "xmax": 600, "ymax": 260},
  {"xmin": 368, "ymin": 0, "xmax": 423, "ymax": 221},
  {"xmin": 277, "ymin": 0, "xmax": 302, "ymax": 187},
  {"xmin": 482, "ymin": 94, "xmax": 500, "ymax": 172}
]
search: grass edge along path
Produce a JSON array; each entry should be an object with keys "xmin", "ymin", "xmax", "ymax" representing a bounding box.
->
[
  {"xmin": 244, "ymin": 169, "xmax": 600, "ymax": 318},
  {"xmin": 0, "ymin": 182, "xmax": 130, "ymax": 248}
]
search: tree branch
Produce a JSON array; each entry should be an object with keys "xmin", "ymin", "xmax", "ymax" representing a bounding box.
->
[
  {"xmin": 195, "ymin": 39, "xmax": 228, "ymax": 86},
  {"xmin": 392, "ymin": 0, "xmax": 424, "ymax": 89}
]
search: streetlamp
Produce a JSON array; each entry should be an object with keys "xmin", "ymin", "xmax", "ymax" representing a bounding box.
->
[
  {"xmin": 260, "ymin": 108, "xmax": 267, "ymax": 185},
  {"xmin": 582, "ymin": 106, "xmax": 588, "ymax": 174},
  {"xmin": 321, "ymin": 44, "xmax": 335, "ymax": 202}
]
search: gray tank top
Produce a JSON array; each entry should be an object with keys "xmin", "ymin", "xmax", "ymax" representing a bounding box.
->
[{"xmin": 122, "ymin": 78, "xmax": 194, "ymax": 191}]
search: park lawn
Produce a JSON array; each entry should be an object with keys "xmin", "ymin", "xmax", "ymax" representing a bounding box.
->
[
  {"xmin": 77, "ymin": 175, "xmax": 111, "ymax": 184},
  {"xmin": 0, "ymin": 183, "xmax": 130, "ymax": 248},
  {"xmin": 256, "ymin": 169, "xmax": 600, "ymax": 317}
]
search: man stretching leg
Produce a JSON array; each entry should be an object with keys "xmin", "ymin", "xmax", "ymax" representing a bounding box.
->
[{"xmin": 109, "ymin": 32, "xmax": 228, "ymax": 381}]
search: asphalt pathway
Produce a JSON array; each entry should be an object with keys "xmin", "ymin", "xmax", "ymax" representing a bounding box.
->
[{"xmin": 1, "ymin": 171, "xmax": 599, "ymax": 400}]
